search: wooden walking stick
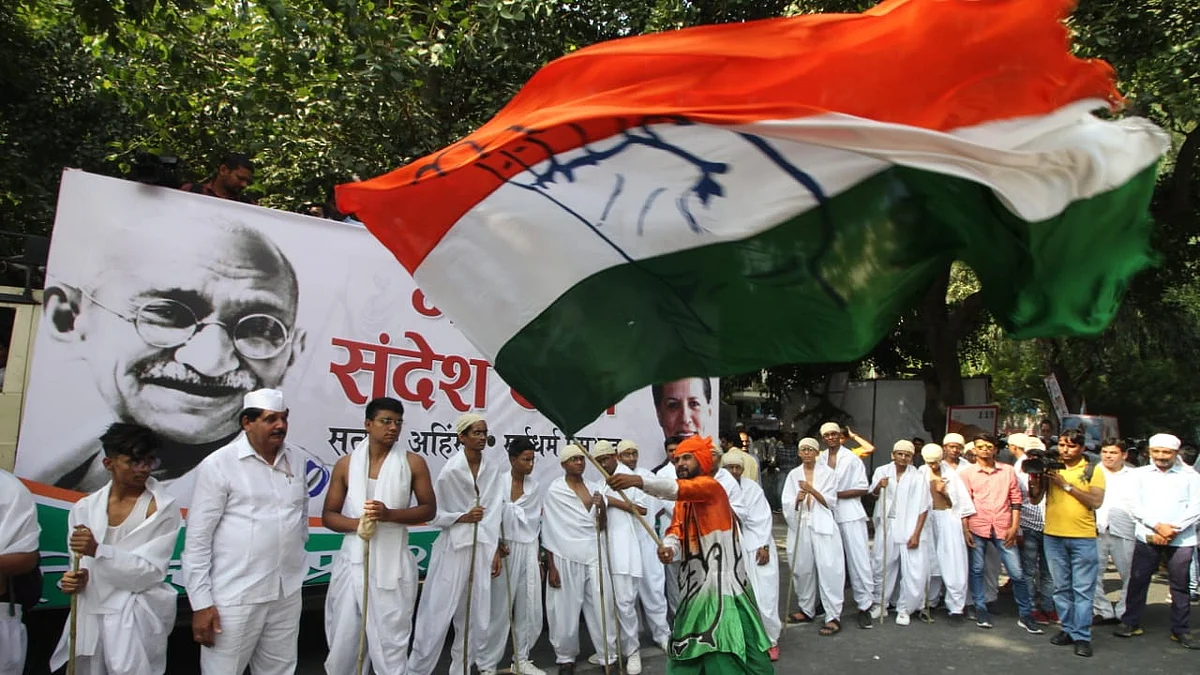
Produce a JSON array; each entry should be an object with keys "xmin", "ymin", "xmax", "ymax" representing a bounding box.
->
[
  {"xmin": 783, "ymin": 494, "xmax": 804, "ymax": 627},
  {"xmin": 582, "ymin": 452, "xmax": 662, "ymax": 547},
  {"xmin": 878, "ymin": 485, "xmax": 888, "ymax": 627},
  {"xmin": 595, "ymin": 511, "xmax": 613, "ymax": 675},
  {"xmin": 356, "ymin": 457, "xmax": 377, "ymax": 675},
  {"xmin": 602, "ymin": 523, "xmax": 626, "ymax": 675},
  {"xmin": 463, "ymin": 481, "xmax": 481, "ymax": 675},
  {"xmin": 67, "ymin": 553, "xmax": 81, "ymax": 675}
]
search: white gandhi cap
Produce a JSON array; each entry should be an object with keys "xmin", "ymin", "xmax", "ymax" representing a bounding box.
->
[
  {"xmin": 1148, "ymin": 433, "xmax": 1181, "ymax": 450},
  {"xmin": 243, "ymin": 388, "xmax": 286, "ymax": 412}
]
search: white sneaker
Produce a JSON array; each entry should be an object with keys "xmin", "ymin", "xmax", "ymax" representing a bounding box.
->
[
  {"xmin": 626, "ymin": 651, "xmax": 642, "ymax": 675},
  {"xmin": 869, "ymin": 604, "xmax": 884, "ymax": 620},
  {"xmin": 511, "ymin": 661, "xmax": 546, "ymax": 675},
  {"xmin": 657, "ymin": 639, "xmax": 670, "ymax": 654},
  {"xmin": 896, "ymin": 611, "xmax": 911, "ymax": 626},
  {"xmin": 587, "ymin": 653, "xmax": 612, "ymax": 666}
]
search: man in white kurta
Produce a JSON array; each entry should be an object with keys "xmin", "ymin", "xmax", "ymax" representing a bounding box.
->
[
  {"xmin": 479, "ymin": 436, "xmax": 546, "ymax": 675},
  {"xmin": 182, "ymin": 389, "xmax": 309, "ymax": 675},
  {"xmin": 543, "ymin": 444, "xmax": 617, "ymax": 672},
  {"xmin": 0, "ymin": 468, "xmax": 40, "ymax": 675},
  {"xmin": 919, "ymin": 444, "xmax": 975, "ymax": 623},
  {"xmin": 321, "ymin": 397, "xmax": 436, "ymax": 675},
  {"xmin": 592, "ymin": 441, "xmax": 645, "ymax": 674},
  {"xmin": 782, "ymin": 437, "xmax": 843, "ymax": 635},
  {"xmin": 1093, "ymin": 439, "xmax": 1136, "ymax": 622},
  {"xmin": 817, "ymin": 421, "xmax": 875, "ymax": 629},
  {"xmin": 408, "ymin": 413, "xmax": 507, "ymax": 675},
  {"xmin": 721, "ymin": 453, "xmax": 781, "ymax": 658},
  {"xmin": 618, "ymin": 440, "xmax": 671, "ymax": 654},
  {"xmin": 869, "ymin": 440, "xmax": 932, "ymax": 626},
  {"xmin": 653, "ymin": 436, "xmax": 683, "ymax": 617},
  {"xmin": 52, "ymin": 423, "xmax": 181, "ymax": 675}
]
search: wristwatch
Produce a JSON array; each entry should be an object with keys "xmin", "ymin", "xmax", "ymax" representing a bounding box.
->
[{"xmin": 1063, "ymin": 484, "xmax": 1074, "ymax": 493}]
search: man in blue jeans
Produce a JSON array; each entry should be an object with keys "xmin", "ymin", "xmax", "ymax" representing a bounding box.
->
[
  {"xmin": 1029, "ymin": 428, "xmax": 1107, "ymax": 658},
  {"xmin": 959, "ymin": 434, "xmax": 1043, "ymax": 636}
]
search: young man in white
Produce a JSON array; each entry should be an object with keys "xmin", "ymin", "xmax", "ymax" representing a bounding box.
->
[
  {"xmin": 0, "ymin": 468, "xmax": 41, "ymax": 675},
  {"xmin": 479, "ymin": 436, "xmax": 547, "ymax": 675},
  {"xmin": 52, "ymin": 423, "xmax": 181, "ymax": 675},
  {"xmin": 592, "ymin": 440, "xmax": 645, "ymax": 674},
  {"xmin": 869, "ymin": 440, "xmax": 932, "ymax": 626},
  {"xmin": 721, "ymin": 453, "xmax": 781, "ymax": 659},
  {"xmin": 543, "ymin": 444, "xmax": 616, "ymax": 674},
  {"xmin": 818, "ymin": 421, "xmax": 874, "ymax": 629},
  {"xmin": 1093, "ymin": 438, "xmax": 1136, "ymax": 624},
  {"xmin": 408, "ymin": 413, "xmax": 506, "ymax": 675},
  {"xmin": 617, "ymin": 440, "xmax": 671, "ymax": 654},
  {"xmin": 782, "ymin": 437, "xmax": 844, "ymax": 636},
  {"xmin": 183, "ymin": 388, "xmax": 309, "ymax": 675},
  {"xmin": 919, "ymin": 443, "xmax": 975, "ymax": 625},
  {"xmin": 321, "ymin": 397, "xmax": 436, "ymax": 675}
]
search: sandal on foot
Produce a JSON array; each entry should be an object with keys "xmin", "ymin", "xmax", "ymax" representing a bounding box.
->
[
  {"xmin": 819, "ymin": 620, "xmax": 842, "ymax": 636},
  {"xmin": 788, "ymin": 612, "xmax": 814, "ymax": 624}
]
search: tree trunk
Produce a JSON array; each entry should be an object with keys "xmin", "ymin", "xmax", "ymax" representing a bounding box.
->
[{"xmin": 920, "ymin": 268, "xmax": 966, "ymax": 436}]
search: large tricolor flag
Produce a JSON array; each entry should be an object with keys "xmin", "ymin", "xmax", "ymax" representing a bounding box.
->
[{"xmin": 339, "ymin": 0, "xmax": 1169, "ymax": 434}]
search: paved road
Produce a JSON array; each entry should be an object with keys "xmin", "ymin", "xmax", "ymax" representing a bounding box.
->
[{"xmin": 22, "ymin": 517, "xmax": 1200, "ymax": 673}]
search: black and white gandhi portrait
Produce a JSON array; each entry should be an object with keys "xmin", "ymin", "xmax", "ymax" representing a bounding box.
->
[{"xmin": 23, "ymin": 189, "xmax": 307, "ymax": 492}]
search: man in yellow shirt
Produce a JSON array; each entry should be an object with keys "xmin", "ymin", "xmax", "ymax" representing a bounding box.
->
[{"xmin": 1029, "ymin": 428, "xmax": 1106, "ymax": 658}]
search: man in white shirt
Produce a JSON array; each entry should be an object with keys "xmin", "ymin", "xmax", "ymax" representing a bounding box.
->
[
  {"xmin": 869, "ymin": 440, "xmax": 932, "ymax": 626},
  {"xmin": 652, "ymin": 436, "xmax": 682, "ymax": 616},
  {"xmin": 1093, "ymin": 438, "xmax": 1136, "ymax": 624},
  {"xmin": 817, "ymin": 421, "xmax": 874, "ymax": 629},
  {"xmin": 408, "ymin": 413, "xmax": 506, "ymax": 675},
  {"xmin": 479, "ymin": 436, "xmax": 547, "ymax": 675},
  {"xmin": 591, "ymin": 440, "xmax": 645, "ymax": 674},
  {"xmin": 543, "ymin": 443, "xmax": 615, "ymax": 675},
  {"xmin": 618, "ymin": 440, "xmax": 671, "ymax": 655},
  {"xmin": 320, "ymin": 397, "xmax": 436, "ymax": 675},
  {"xmin": 182, "ymin": 388, "xmax": 309, "ymax": 675},
  {"xmin": 1114, "ymin": 433, "xmax": 1200, "ymax": 649},
  {"xmin": 0, "ymin": 468, "xmax": 40, "ymax": 675},
  {"xmin": 52, "ymin": 423, "xmax": 182, "ymax": 675},
  {"xmin": 721, "ymin": 453, "xmax": 781, "ymax": 659},
  {"xmin": 919, "ymin": 444, "xmax": 975, "ymax": 624}
]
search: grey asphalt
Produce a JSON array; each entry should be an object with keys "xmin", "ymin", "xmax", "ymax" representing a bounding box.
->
[{"xmin": 22, "ymin": 517, "xmax": 1199, "ymax": 674}]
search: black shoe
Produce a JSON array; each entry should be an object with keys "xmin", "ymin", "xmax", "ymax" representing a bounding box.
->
[
  {"xmin": 1074, "ymin": 640, "xmax": 1093, "ymax": 657},
  {"xmin": 1113, "ymin": 623, "xmax": 1143, "ymax": 638},
  {"xmin": 857, "ymin": 610, "xmax": 873, "ymax": 629},
  {"xmin": 1050, "ymin": 631, "xmax": 1075, "ymax": 646},
  {"xmin": 948, "ymin": 613, "xmax": 964, "ymax": 626},
  {"xmin": 557, "ymin": 662, "xmax": 576, "ymax": 674},
  {"xmin": 1172, "ymin": 632, "xmax": 1200, "ymax": 650}
]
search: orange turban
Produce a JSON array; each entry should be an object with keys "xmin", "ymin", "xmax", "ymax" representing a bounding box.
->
[{"xmin": 674, "ymin": 435, "xmax": 715, "ymax": 474}]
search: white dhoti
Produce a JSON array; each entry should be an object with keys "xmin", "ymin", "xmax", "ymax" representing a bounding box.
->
[
  {"xmin": 324, "ymin": 553, "xmax": 418, "ymax": 675},
  {"xmin": 925, "ymin": 509, "xmax": 970, "ymax": 614},
  {"xmin": 1093, "ymin": 533, "xmax": 1134, "ymax": 620},
  {"xmin": 479, "ymin": 540, "xmax": 544, "ymax": 670},
  {"xmin": 635, "ymin": 532, "xmax": 670, "ymax": 645},
  {"xmin": 407, "ymin": 535, "xmax": 494, "ymax": 675},
  {"xmin": 872, "ymin": 536, "xmax": 928, "ymax": 615},
  {"xmin": 840, "ymin": 519, "xmax": 875, "ymax": 611},
  {"xmin": 608, "ymin": 571, "xmax": 640, "ymax": 655},
  {"xmin": 546, "ymin": 558, "xmax": 616, "ymax": 665},
  {"xmin": 200, "ymin": 589, "xmax": 302, "ymax": 675},
  {"xmin": 745, "ymin": 543, "xmax": 781, "ymax": 643},
  {"xmin": 788, "ymin": 518, "xmax": 845, "ymax": 620},
  {"xmin": 0, "ymin": 607, "xmax": 26, "ymax": 675}
]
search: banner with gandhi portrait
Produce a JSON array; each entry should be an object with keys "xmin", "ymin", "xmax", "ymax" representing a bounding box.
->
[{"xmin": 15, "ymin": 170, "xmax": 719, "ymax": 608}]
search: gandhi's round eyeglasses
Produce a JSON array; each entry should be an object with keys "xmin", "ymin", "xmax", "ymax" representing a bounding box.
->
[{"xmin": 84, "ymin": 291, "xmax": 292, "ymax": 361}]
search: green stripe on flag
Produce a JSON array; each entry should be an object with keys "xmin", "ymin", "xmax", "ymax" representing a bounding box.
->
[{"xmin": 495, "ymin": 165, "xmax": 1159, "ymax": 433}]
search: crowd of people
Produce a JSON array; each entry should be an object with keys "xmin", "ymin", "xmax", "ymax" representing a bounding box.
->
[{"xmin": 3, "ymin": 388, "xmax": 1199, "ymax": 675}]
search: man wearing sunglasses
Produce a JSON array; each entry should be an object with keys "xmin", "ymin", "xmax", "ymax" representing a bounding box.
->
[
  {"xmin": 1029, "ymin": 427, "xmax": 1106, "ymax": 657},
  {"xmin": 36, "ymin": 223, "xmax": 306, "ymax": 492},
  {"xmin": 50, "ymin": 422, "xmax": 182, "ymax": 674}
]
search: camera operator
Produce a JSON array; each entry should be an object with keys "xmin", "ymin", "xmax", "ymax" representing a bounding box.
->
[{"xmin": 1028, "ymin": 428, "xmax": 1106, "ymax": 657}]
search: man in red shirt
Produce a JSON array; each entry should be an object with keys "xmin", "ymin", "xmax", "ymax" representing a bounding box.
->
[{"xmin": 960, "ymin": 433, "xmax": 1043, "ymax": 635}]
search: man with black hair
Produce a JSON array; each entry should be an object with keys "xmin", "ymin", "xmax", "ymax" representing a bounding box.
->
[
  {"xmin": 182, "ymin": 388, "xmax": 309, "ymax": 675},
  {"xmin": 51, "ymin": 423, "xmax": 182, "ymax": 675},
  {"xmin": 0, "ymin": 467, "xmax": 39, "ymax": 675},
  {"xmin": 1029, "ymin": 427, "xmax": 1106, "ymax": 657},
  {"xmin": 321, "ymin": 397, "xmax": 436, "ymax": 675},
  {"xmin": 181, "ymin": 152, "xmax": 256, "ymax": 203}
]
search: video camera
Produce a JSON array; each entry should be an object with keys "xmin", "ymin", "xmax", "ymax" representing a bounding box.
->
[
  {"xmin": 1022, "ymin": 443, "xmax": 1066, "ymax": 475},
  {"xmin": 129, "ymin": 150, "xmax": 182, "ymax": 188}
]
